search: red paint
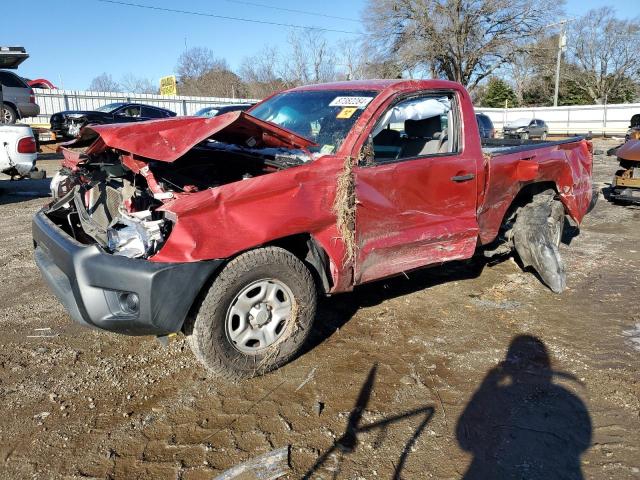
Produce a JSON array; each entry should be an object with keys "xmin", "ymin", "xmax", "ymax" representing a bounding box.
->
[
  {"xmin": 80, "ymin": 111, "xmax": 316, "ymax": 162},
  {"xmin": 73, "ymin": 80, "xmax": 593, "ymax": 293},
  {"xmin": 27, "ymin": 78, "xmax": 57, "ymax": 89}
]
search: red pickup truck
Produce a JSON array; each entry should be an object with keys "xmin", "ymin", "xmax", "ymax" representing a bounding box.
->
[{"xmin": 33, "ymin": 80, "xmax": 593, "ymax": 379}]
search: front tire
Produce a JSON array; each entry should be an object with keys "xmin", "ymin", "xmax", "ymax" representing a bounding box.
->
[
  {"xmin": 520, "ymin": 132, "xmax": 529, "ymax": 140},
  {"xmin": 187, "ymin": 247, "xmax": 317, "ymax": 380}
]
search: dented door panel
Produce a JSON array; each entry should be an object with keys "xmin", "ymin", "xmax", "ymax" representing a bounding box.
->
[{"xmin": 354, "ymin": 154, "xmax": 479, "ymax": 284}]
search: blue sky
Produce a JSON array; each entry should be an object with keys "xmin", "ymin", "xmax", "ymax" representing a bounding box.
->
[{"xmin": 5, "ymin": 0, "xmax": 631, "ymax": 90}]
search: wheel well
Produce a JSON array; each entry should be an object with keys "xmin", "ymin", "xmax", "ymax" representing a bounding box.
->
[
  {"xmin": 181, "ymin": 234, "xmax": 332, "ymax": 335},
  {"xmin": 1, "ymin": 101, "xmax": 18, "ymax": 117},
  {"xmin": 503, "ymin": 182, "xmax": 559, "ymax": 224},
  {"xmin": 268, "ymin": 234, "xmax": 332, "ymax": 293}
]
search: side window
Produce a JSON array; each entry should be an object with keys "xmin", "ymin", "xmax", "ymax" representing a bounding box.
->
[
  {"xmin": 370, "ymin": 94, "xmax": 457, "ymax": 163},
  {"xmin": 141, "ymin": 106, "xmax": 163, "ymax": 118},
  {"xmin": 118, "ymin": 106, "xmax": 141, "ymax": 117},
  {"xmin": 0, "ymin": 71, "xmax": 26, "ymax": 88}
]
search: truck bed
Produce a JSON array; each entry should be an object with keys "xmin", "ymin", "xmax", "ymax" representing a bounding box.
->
[{"xmin": 481, "ymin": 136, "xmax": 586, "ymax": 156}]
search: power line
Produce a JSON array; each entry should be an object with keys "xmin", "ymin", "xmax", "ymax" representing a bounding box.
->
[
  {"xmin": 95, "ymin": 0, "xmax": 367, "ymax": 35},
  {"xmin": 221, "ymin": 0, "xmax": 360, "ymax": 23}
]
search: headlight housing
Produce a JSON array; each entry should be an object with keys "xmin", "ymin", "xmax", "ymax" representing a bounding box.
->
[{"xmin": 106, "ymin": 210, "xmax": 165, "ymax": 258}]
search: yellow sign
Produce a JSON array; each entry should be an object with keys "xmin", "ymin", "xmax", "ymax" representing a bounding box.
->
[
  {"xmin": 336, "ymin": 107, "xmax": 357, "ymax": 119},
  {"xmin": 159, "ymin": 75, "xmax": 177, "ymax": 96}
]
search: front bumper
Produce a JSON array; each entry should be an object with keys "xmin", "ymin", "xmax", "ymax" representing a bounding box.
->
[
  {"xmin": 503, "ymin": 131, "xmax": 524, "ymax": 138},
  {"xmin": 33, "ymin": 210, "xmax": 223, "ymax": 335}
]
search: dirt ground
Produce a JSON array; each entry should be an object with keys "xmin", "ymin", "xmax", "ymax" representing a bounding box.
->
[{"xmin": 0, "ymin": 139, "xmax": 638, "ymax": 479}]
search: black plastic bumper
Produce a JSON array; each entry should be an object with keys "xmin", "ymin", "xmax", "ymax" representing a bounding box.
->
[
  {"xmin": 610, "ymin": 187, "xmax": 640, "ymax": 205},
  {"xmin": 33, "ymin": 210, "xmax": 223, "ymax": 335}
]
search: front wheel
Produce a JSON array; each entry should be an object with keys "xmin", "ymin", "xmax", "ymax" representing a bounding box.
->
[
  {"xmin": 520, "ymin": 132, "xmax": 529, "ymax": 140},
  {"xmin": 187, "ymin": 247, "xmax": 317, "ymax": 379}
]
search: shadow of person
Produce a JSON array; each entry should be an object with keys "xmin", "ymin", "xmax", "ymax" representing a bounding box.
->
[{"xmin": 456, "ymin": 335, "xmax": 592, "ymax": 480}]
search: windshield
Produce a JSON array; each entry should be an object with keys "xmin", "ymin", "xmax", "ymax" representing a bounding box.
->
[
  {"xmin": 250, "ymin": 89, "xmax": 378, "ymax": 154},
  {"xmin": 196, "ymin": 107, "xmax": 219, "ymax": 117},
  {"xmin": 96, "ymin": 102, "xmax": 126, "ymax": 113}
]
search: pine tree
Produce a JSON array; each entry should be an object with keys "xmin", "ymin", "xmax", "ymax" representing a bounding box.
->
[{"xmin": 481, "ymin": 78, "xmax": 518, "ymax": 108}]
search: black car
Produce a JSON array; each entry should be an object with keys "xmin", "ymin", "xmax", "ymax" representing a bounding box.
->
[
  {"xmin": 50, "ymin": 102, "xmax": 176, "ymax": 138},
  {"xmin": 194, "ymin": 103, "xmax": 255, "ymax": 118},
  {"xmin": 476, "ymin": 113, "xmax": 495, "ymax": 139}
]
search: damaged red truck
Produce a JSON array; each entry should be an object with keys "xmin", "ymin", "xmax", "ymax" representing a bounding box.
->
[{"xmin": 33, "ymin": 80, "xmax": 593, "ymax": 379}]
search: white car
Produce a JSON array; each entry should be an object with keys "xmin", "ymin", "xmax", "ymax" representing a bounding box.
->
[{"xmin": 0, "ymin": 124, "xmax": 37, "ymax": 177}]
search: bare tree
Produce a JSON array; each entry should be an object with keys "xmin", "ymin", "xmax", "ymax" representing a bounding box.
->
[
  {"xmin": 120, "ymin": 73, "xmax": 157, "ymax": 94},
  {"xmin": 286, "ymin": 29, "xmax": 338, "ymax": 84},
  {"xmin": 176, "ymin": 47, "xmax": 228, "ymax": 81},
  {"xmin": 335, "ymin": 39, "xmax": 385, "ymax": 80},
  {"xmin": 88, "ymin": 73, "xmax": 121, "ymax": 92},
  {"xmin": 240, "ymin": 46, "xmax": 290, "ymax": 98},
  {"xmin": 175, "ymin": 46, "xmax": 246, "ymax": 97},
  {"xmin": 567, "ymin": 8, "xmax": 640, "ymax": 104},
  {"xmin": 505, "ymin": 35, "xmax": 558, "ymax": 104},
  {"xmin": 363, "ymin": 0, "xmax": 563, "ymax": 89}
]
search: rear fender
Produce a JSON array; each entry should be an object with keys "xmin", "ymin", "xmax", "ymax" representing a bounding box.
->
[{"xmin": 479, "ymin": 140, "xmax": 592, "ymax": 245}]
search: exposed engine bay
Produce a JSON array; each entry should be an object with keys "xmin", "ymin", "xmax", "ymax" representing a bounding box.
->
[{"xmin": 46, "ymin": 141, "xmax": 312, "ymax": 259}]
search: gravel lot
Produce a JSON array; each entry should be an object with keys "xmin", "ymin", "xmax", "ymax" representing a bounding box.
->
[{"xmin": 0, "ymin": 139, "xmax": 638, "ymax": 479}]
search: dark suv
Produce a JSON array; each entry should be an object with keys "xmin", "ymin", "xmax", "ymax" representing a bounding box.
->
[
  {"xmin": 0, "ymin": 70, "xmax": 40, "ymax": 123},
  {"xmin": 476, "ymin": 113, "xmax": 495, "ymax": 138}
]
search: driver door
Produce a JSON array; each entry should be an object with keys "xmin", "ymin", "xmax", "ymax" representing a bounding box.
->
[{"xmin": 353, "ymin": 92, "xmax": 479, "ymax": 284}]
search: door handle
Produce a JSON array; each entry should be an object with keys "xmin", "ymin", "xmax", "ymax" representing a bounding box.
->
[{"xmin": 451, "ymin": 173, "xmax": 475, "ymax": 182}]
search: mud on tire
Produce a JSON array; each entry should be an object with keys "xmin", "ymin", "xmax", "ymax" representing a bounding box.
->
[
  {"xmin": 186, "ymin": 246, "xmax": 317, "ymax": 380},
  {"xmin": 511, "ymin": 189, "xmax": 566, "ymax": 293}
]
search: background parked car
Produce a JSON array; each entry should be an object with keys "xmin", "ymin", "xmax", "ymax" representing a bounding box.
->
[
  {"xmin": 24, "ymin": 78, "xmax": 57, "ymax": 89},
  {"xmin": 0, "ymin": 70, "xmax": 40, "ymax": 123},
  {"xmin": 195, "ymin": 103, "xmax": 256, "ymax": 118},
  {"xmin": 476, "ymin": 113, "xmax": 495, "ymax": 138},
  {"xmin": 503, "ymin": 118, "xmax": 549, "ymax": 140},
  {"xmin": 0, "ymin": 124, "xmax": 37, "ymax": 177},
  {"xmin": 50, "ymin": 102, "xmax": 176, "ymax": 138}
]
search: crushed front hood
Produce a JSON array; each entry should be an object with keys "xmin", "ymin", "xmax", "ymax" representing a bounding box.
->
[{"xmin": 68, "ymin": 111, "xmax": 317, "ymax": 162}]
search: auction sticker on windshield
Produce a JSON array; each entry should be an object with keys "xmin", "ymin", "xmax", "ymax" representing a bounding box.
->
[
  {"xmin": 336, "ymin": 107, "xmax": 358, "ymax": 119},
  {"xmin": 329, "ymin": 96, "xmax": 374, "ymax": 108}
]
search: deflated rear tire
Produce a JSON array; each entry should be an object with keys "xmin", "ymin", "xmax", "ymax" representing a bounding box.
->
[
  {"xmin": 512, "ymin": 190, "xmax": 566, "ymax": 293},
  {"xmin": 186, "ymin": 246, "xmax": 317, "ymax": 380}
]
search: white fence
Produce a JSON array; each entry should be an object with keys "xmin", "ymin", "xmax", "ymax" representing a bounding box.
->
[
  {"xmin": 476, "ymin": 103, "xmax": 640, "ymax": 137},
  {"xmin": 23, "ymin": 88, "xmax": 639, "ymax": 136},
  {"xmin": 23, "ymin": 88, "xmax": 259, "ymax": 126}
]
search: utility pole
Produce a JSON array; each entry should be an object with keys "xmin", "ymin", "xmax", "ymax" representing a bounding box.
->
[{"xmin": 553, "ymin": 20, "xmax": 568, "ymax": 107}]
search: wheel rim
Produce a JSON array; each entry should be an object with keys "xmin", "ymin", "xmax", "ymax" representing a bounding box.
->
[
  {"xmin": 225, "ymin": 278, "xmax": 294, "ymax": 354},
  {"xmin": 2, "ymin": 108, "xmax": 13, "ymax": 123}
]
